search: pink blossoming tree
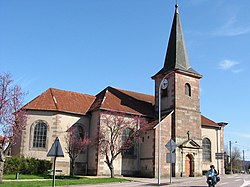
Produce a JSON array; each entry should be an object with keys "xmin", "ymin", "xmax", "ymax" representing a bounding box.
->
[
  {"xmin": 65, "ymin": 124, "xmax": 90, "ymax": 176},
  {"xmin": 96, "ymin": 111, "xmax": 148, "ymax": 178},
  {"xmin": 0, "ymin": 73, "xmax": 27, "ymax": 182}
]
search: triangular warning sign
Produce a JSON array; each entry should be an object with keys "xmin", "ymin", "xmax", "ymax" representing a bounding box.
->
[{"xmin": 47, "ymin": 137, "xmax": 64, "ymax": 157}]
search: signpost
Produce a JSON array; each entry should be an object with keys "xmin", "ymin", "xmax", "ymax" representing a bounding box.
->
[
  {"xmin": 215, "ymin": 153, "xmax": 224, "ymax": 160},
  {"xmin": 166, "ymin": 153, "xmax": 176, "ymax": 163},
  {"xmin": 165, "ymin": 139, "xmax": 177, "ymax": 184},
  {"xmin": 47, "ymin": 137, "xmax": 64, "ymax": 187}
]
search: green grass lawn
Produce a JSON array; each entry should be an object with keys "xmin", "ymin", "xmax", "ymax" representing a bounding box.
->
[
  {"xmin": 0, "ymin": 175, "xmax": 129, "ymax": 187},
  {"xmin": 3, "ymin": 174, "xmax": 45, "ymax": 180}
]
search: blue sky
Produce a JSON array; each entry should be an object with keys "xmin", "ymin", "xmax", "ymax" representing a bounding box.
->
[{"xmin": 1, "ymin": 0, "xmax": 250, "ymax": 159}]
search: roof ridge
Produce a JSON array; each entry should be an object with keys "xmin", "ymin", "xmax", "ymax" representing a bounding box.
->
[
  {"xmin": 110, "ymin": 86, "xmax": 153, "ymax": 97},
  {"xmin": 49, "ymin": 88, "xmax": 58, "ymax": 110},
  {"xmin": 88, "ymin": 87, "xmax": 108, "ymax": 112},
  {"xmin": 50, "ymin": 87, "xmax": 94, "ymax": 97}
]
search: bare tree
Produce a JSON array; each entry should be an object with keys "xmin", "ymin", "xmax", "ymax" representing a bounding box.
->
[
  {"xmin": 0, "ymin": 73, "xmax": 27, "ymax": 182},
  {"xmin": 224, "ymin": 145, "xmax": 242, "ymax": 173},
  {"xmin": 65, "ymin": 124, "xmax": 90, "ymax": 176},
  {"xmin": 231, "ymin": 146, "xmax": 242, "ymax": 173},
  {"xmin": 96, "ymin": 111, "xmax": 148, "ymax": 178}
]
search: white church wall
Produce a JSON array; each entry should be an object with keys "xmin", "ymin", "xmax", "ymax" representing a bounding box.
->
[
  {"xmin": 19, "ymin": 110, "xmax": 89, "ymax": 175},
  {"xmin": 201, "ymin": 127, "xmax": 224, "ymax": 174}
]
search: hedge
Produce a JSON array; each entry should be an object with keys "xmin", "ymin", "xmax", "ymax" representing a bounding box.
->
[{"xmin": 4, "ymin": 156, "xmax": 52, "ymax": 175}]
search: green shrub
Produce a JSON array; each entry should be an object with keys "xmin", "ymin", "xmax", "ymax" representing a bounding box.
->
[{"xmin": 4, "ymin": 156, "xmax": 52, "ymax": 175}]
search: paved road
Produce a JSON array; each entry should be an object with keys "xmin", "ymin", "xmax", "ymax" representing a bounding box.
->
[
  {"xmin": 168, "ymin": 174, "xmax": 250, "ymax": 187},
  {"xmin": 64, "ymin": 174, "xmax": 250, "ymax": 187}
]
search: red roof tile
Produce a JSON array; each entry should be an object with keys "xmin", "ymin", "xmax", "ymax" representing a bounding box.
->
[
  {"xmin": 90, "ymin": 87, "xmax": 155, "ymax": 117},
  {"xmin": 201, "ymin": 115, "xmax": 220, "ymax": 128},
  {"xmin": 23, "ymin": 87, "xmax": 220, "ymax": 128},
  {"xmin": 24, "ymin": 88, "xmax": 96, "ymax": 115}
]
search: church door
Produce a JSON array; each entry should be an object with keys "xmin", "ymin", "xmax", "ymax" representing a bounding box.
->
[{"xmin": 185, "ymin": 154, "xmax": 194, "ymax": 177}]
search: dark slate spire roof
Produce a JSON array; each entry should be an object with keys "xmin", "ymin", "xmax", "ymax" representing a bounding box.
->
[{"xmin": 153, "ymin": 4, "xmax": 201, "ymax": 78}]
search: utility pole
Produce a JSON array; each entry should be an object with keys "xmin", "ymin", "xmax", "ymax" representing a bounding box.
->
[
  {"xmin": 229, "ymin": 141, "xmax": 237, "ymax": 174},
  {"xmin": 243, "ymin": 150, "xmax": 245, "ymax": 173}
]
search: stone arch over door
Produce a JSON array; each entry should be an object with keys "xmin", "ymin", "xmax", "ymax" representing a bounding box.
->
[{"xmin": 185, "ymin": 154, "xmax": 194, "ymax": 177}]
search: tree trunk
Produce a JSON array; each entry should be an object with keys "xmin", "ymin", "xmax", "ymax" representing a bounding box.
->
[
  {"xmin": 70, "ymin": 159, "xmax": 75, "ymax": 177},
  {"xmin": 111, "ymin": 167, "xmax": 114, "ymax": 178},
  {"xmin": 108, "ymin": 163, "xmax": 114, "ymax": 178},
  {"xmin": 0, "ymin": 161, "xmax": 4, "ymax": 183}
]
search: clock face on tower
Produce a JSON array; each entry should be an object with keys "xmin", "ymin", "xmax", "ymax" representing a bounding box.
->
[{"xmin": 161, "ymin": 78, "xmax": 168, "ymax": 89}]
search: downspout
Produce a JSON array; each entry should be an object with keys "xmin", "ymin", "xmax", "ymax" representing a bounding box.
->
[
  {"xmin": 181, "ymin": 148, "xmax": 184, "ymax": 177},
  {"xmin": 137, "ymin": 117, "xmax": 141, "ymax": 176},
  {"xmin": 216, "ymin": 128, "xmax": 220, "ymax": 174},
  {"xmin": 86, "ymin": 112, "xmax": 92, "ymax": 175}
]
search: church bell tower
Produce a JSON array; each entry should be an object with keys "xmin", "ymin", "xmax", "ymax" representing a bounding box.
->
[{"xmin": 152, "ymin": 4, "xmax": 203, "ymax": 176}]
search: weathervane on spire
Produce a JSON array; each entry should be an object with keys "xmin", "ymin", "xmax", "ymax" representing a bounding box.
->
[
  {"xmin": 175, "ymin": 0, "xmax": 179, "ymax": 6},
  {"xmin": 175, "ymin": 0, "xmax": 179, "ymax": 13}
]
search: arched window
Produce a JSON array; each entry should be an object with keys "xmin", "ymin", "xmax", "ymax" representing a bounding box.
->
[
  {"xmin": 67, "ymin": 123, "xmax": 86, "ymax": 141},
  {"xmin": 202, "ymin": 138, "xmax": 211, "ymax": 161},
  {"xmin": 76, "ymin": 125, "xmax": 85, "ymax": 139},
  {"xmin": 33, "ymin": 120, "xmax": 48, "ymax": 148},
  {"xmin": 122, "ymin": 128, "xmax": 135, "ymax": 156},
  {"xmin": 185, "ymin": 83, "xmax": 191, "ymax": 97}
]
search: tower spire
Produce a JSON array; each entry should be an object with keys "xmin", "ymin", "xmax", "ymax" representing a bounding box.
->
[{"xmin": 152, "ymin": 4, "xmax": 201, "ymax": 78}]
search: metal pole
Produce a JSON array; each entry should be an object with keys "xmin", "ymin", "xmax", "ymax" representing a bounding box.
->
[
  {"xmin": 52, "ymin": 156, "xmax": 56, "ymax": 187},
  {"xmin": 229, "ymin": 141, "xmax": 232, "ymax": 174},
  {"xmin": 216, "ymin": 129, "xmax": 219, "ymax": 174},
  {"xmin": 137, "ymin": 119, "xmax": 140, "ymax": 174},
  {"xmin": 170, "ymin": 141, "xmax": 172, "ymax": 184},
  {"xmin": 157, "ymin": 76, "xmax": 169, "ymax": 185},
  {"xmin": 243, "ymin": 150, "xmax": 245, "ymax": 173},
  {"xmin": 158, "ymin": 83, "xmax": 161, "ymax": 185}
]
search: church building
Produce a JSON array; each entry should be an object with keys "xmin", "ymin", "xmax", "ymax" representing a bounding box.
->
[{"xmin": 12, "ymin": 4, "xmax": 227, "ymax": 177}]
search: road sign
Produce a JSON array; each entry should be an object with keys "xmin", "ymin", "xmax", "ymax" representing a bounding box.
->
[
  {"xmin": 215, "ymin": 153, "xmax": 224, "ymax": 160},
  {"xmin": 47, "ymin": 137, "xmax": 64, "ymax": 157},
  {"xmin": 165, "ymin": 139, "xmax": 177, "ymax": 151},
  {"xmin": 166, "ymin": 153, "xmax": 176, "ymax": 163},
  {"xmin": 47, "ymin": 137, "xmax": 64, "ymax": 187}
]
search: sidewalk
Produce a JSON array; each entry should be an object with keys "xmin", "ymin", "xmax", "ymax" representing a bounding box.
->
[
  {"xmin": 65, "ymin": 176, "xmax": 206, "ymax": 187},
  {"xmin": 126, "ymin": 176, "xmax": 206, "ymax": 186}
]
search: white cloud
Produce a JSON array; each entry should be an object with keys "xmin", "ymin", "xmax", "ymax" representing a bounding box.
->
[
  {"xmin": 232, "ymin": 69, "xmax": 243, "ymax": 74},
  {"xmin": 213, "ymin": 16, "xmax": 250, "ymax": 36},
  {"xmin": 219, "ymin": 59, "xmax": 239, "ymax": 70}
]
